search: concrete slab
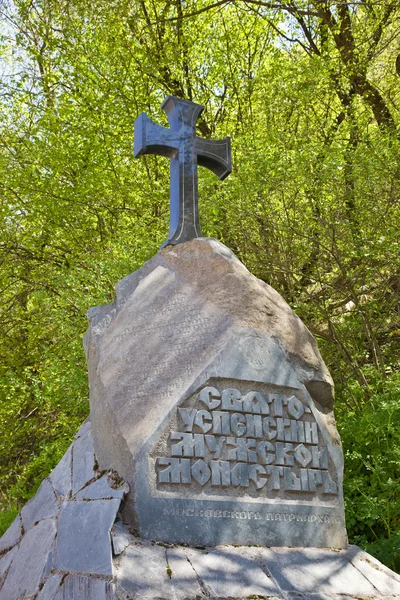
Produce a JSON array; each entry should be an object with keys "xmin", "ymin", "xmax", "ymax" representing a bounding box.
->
[
  {"xmin": 186, "ymin": 546, "xmax": 280, "ymax": 597},
  {"xmin": 53, "ymin": 499, "xmax": 120, "ymax": 575},
  {"xmin": 21, "ymin": 478, "xmax": 58, "ymax": 532},
  {"xmin": 54, "ymin": 575, "xmax": 116, "ymax": 600},
  {"xmin": 71, "ymin": 429, "xmax": 96, "ymax": 495},
  {"xmin": 257, "ymin": 547, "xmax": 378, "ymax": 596},
  {"xmin": 50, "ymin": 444, "xmax": 72, "ymax": 497},
  {"xmin": 0, "ymin": 514, "xmax": 22, "ymax": 553},
  {"xmin": 0, "ymin": 518, "xmax": 57, "ymax": 600},
  {"xmin": 115, "ymin": 541, "xmax": 175, "ymax": 599}
]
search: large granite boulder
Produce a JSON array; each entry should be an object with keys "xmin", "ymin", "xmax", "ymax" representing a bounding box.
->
[{"xmin": 84, "ymin": 238, "xmax": 345, "ymax": 548}]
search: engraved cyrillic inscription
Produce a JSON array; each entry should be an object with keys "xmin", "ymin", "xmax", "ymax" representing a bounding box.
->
[
  {"xmin": 162, "ymin": 506, "xmax": 343, "ymax": 525},
  {"xmin": 156, "ymin": 385, "xmax": 338, "ymax": 497}
]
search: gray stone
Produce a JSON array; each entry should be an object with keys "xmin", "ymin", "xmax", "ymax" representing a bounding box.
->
[
  {"xmin": 166, "ymin": 547, "xmax": 202, "ymax": 598},
  {"xmin": 76, "ymin": 473, "xmax": 126, "ymax": 500},
  {"xmin": 185, "ymin": 546, "xmax": 280, "ymax": 597},
  {"xmin": 85, "ymin": 238, "xmax": 345, "ymax": 548},
  {"xmin": 21, "ymin": 478, "xmax": 58, "ymax": 532},
  {"xmin": 115, "ymin": 541, "xmax": 175, "ymax": 599},
  {"xmin": 111, "ymin": 520, "xmax": 130, "ymax": 556},
  {"xmin": 75, "ymin": 420, "xmax": 91, "ymax": 440},
  {"xmin": 256, "ymin": 547, "xmax": 378, "ymax": 596},
  {"xmin": 54, "ymin": 575, "xmax": 116, "ymax": 600},
  {"xmin": 53, "ymin": 499, "xmax": 120, "ymax": 575},
  {"xmin": 0, "ymin": 546, "xmax": 18, "ymax": 588},
  {"xmin": 50, "ymin": 444, "xmax": 72, "ymax": 497},
  {"xmin": 347, "ymin": 545, "xmax": 400, "ymax": 595},
  {"xmin": 0, "ymin": 518, "xmax": 56, "ymax": 600},
  {"xmin": 0, "ymin": 514, "xmax": 22, "ymax": 553},
  {"xmin": 36, "ymin": 574, "xmax": 63, "ymax": 600},
  {"xmin": 71, "ymin": 427, "xmax": 96, "ymax": 495}
]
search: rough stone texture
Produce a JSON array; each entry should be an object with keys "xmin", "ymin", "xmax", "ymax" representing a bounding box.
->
[
  {"xmin": 36, "ymin": 574, "xmax": 63, "ymax": 600},
  {"xmin": 166, "ymin": 547, "xmax": 203, "ymax": 598},
  {"xmin": 115, "ymin": 541, "xmax": 174, "ymax": 598},
  {"xmin": 75, "ymin": 420, "xmax": 91, "ymax": 440},
  {"xmin": 114, "ymin": 539, "xmax": 400, "ymax": 600},
  {"xmin": 71, "ymin": 427, "xmax": 96, "ymax": 495},
  {"xmin": 0, "ymin": 515, "xmax": 21, "ymax": 553},
  {"xmin": 347, "ymin": 545, "xmax": 400, "ymax": 595},
  {"xmin": 1, "ymin": 421, "xmax": 400, "ymax": 599},
  {"xmin": 85, "ymin": 238, "xmax": 345, "ymax": 548},
  {"xmin": 53, "ymin": 499, "xmax": 120, "ymax": 575},
  {"xmin": 0, "ymin": 518, "xmax": 57, "ymax": 599},
  {"xmin": 0, "ymin": 546, "xmax": 18, "ymax": 589},
  {"xmin": 76, "ymin": 473, "xmax": 127, "ymax": 500},
  {"xmin": 186, "ymin": 546, "xmax": 280, "ymax": 597},
  {"xmin": 255, "ymin": 546, "xmax": 378, "ymax": 596},
  {"xmin": 54, "ymin": 575, "xmax": 116, "ymax": 600},
  {"xmin": 0, "ymin": 420, "xmax": 127, "ymax": 600},
  {"xmin": 111, "ymin": 520, "xmax": 130, "ymax": 556},
  {"xmin": 50, "ymin": 444, "xmax": 72, "ymax": 497},
  {"xmin": 21, "ymin": 478, "xmax": 58, "ymax": 532}
]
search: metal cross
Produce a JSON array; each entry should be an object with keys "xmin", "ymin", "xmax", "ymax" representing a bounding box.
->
[{"xmin": 134, "ymin": 96, "xmax": 231, "ymax": 247}]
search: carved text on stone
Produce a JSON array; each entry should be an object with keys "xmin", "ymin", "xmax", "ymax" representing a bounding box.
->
[{"xmin": 156, "ymin": 386, "xmax": 338, "ymax": 495}]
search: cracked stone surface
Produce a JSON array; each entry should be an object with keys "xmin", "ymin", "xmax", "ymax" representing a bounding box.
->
[
  {"xmin": 113, "ymin": 536, "xmax": 400, "ymax": 600},
  {"xmin": 115, "ymin": 540, "xmax": 175, "ymax": 599},
  {"xmin": 0, "ymin": 397, "xmax": 398, "ymax": 599},
  {"xmin": 166, "ymin": 546, "xmax": 203, "ymax": 598},
  {"xmin": 0, "ymin": 420, "xmax": 126, "ymax": 600},
  {"xmin": 0, "ymin": 518, "xmax": 57, "ymax": 599},
  {"xmin": 50, "ymin": 444, "xmax": 72, "ymax": 497},
  {"xmin": 54, "ymin": 575, "xmax": 116, "ymax": 600},
  {"xmin": 186, "ymin": 545, "xmax": 280, "ymax": 597},
  {"xmin": 20, "ymin": 478, "xmax": 58, "ymax": 533},
  {"xmin": 0, "ymin": 430, "xmax": 399, "ymax": 600},
  {"xmin": 54, "ymin": 498, "xmax": 120, "ymax": 575},
  {"xmin": 0, "ymin": 546, "xmax": 18, "ymax": 588},
  {"xmin": 71, "ymin": 427, "xmax": 97, "ymax": 495},
  {"xmin": 36, "ymin": 574, "xmax": 64, "ymax": 600},
  {"xmin": 76, "ymin": 473, "xmax": 127, "ymax": 500},
  {"xmin": 111, "ymin": 520, "xmax": 130, "ymax": 556},
  {"xmin": 255, "ymin": 546, "xmax": 378, "ymax": 596},
  {"xmin": 0, "ymin": 515, "xmax": 21, "ymax": 553}
]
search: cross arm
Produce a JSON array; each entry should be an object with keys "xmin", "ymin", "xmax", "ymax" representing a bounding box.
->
[
  {"xmin": 134, "ymin": 113, "xmax": 180, "ymax": 159},
  {"xmin": 195, "ymin": 137, "xmax": 232, "ymax": 180}
]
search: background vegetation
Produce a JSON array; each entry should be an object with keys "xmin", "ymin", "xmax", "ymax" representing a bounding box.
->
[{"xmin": 0, "ymin": 0, "xmax": 399, "ymax": 571}]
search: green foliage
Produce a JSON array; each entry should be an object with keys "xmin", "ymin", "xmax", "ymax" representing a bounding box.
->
[
  {"xmin": 0, "ymin": 0, "xmax": 399, "ymax": 570},
  {"xmin": 337, "ymin": 372, "xmax": 400, "ymax": 572}
]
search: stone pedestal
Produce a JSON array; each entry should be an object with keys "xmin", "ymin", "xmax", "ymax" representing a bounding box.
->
[{"xmin": 84, "ymin": 238, "xmax": 346, "ymax": 549}]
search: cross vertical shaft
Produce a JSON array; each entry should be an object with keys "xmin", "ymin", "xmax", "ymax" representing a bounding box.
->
[{"xmin": 134, "ymin": 96, "xmax": 231, "ymax": 247}]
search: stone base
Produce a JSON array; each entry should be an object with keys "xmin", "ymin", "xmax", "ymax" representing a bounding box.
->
[
  {"xmin": 1, "ymin": 422, "xmax": 399, "ymax": 599},
  {"xmin": 114, "ymin": 536, "xmax": 400, "ymax": 600}
]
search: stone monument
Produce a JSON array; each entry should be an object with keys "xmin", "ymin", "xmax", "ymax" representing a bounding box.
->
[
  {"xmin": 1, "ymin": 96, "xmax": 400, "ymax": 599},
  {"xmin": 87, "ymin": 96, "xmax": 345, "ymax": 549}
]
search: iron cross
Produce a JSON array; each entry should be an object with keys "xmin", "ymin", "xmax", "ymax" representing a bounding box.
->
[{"xmin": 134, "ymin": 96, "xmax": 231, "ymax": 247}]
